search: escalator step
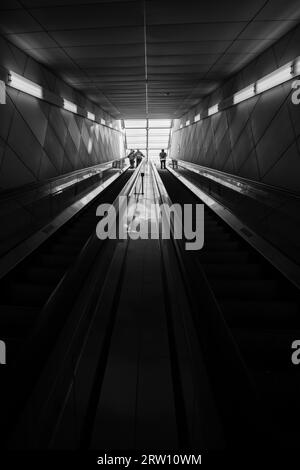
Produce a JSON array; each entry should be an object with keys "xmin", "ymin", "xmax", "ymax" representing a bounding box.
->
[
  {"xmin": 38, "ymin": 254, "xmax": 74, "ymax": 267},
  {"xmin": 232, "ymin": 328, "xmax": 300, "ymax": 371},
  {"xmin": 25, "ymin": 267, "xmax": 65, "ymax": 284},
  {"xmin": 211, "ymin": 279, "xmax": 279, "ymax": 299},
  {"xmin": 199, "ymin": 252, "xmax": 249, "ymax": 263},
  {"xmin": 203, "ymin": 234, "xmax": 232, "ymax": 241},
  {"xmin": 58, "ymin": 234, "xmax": 88, "ymax": 243},
  {"xmin": 0, "ymin": 305, "xmax": 37, "ymax": 325},
  {"xmin": 204, "ymin": 240, "xmax": 241, "ymax": 249},
  {"xmin": 205, "ymin": 227, "xmax": 228, "ymax": 235},
  {"xmin": 203, "ymin": 263, "xmax": 263, "ymax": 278},
  {"xmin": 50, "ymin": 244, "xmax": 81, "ymax": 254},
  {"xmin": 221, "ymin": 301, "xmax": 299, "ymax": 328},
  {"xmin": 9, "ymin": 283, "xmax": 53, "ymax": 306},
  {"xmin": 204, "ymin": 221, "xmax": 223, "ymax": 228},
  {"xmin": 65, "ymin": 229, "xmax": 91, "ymax": 237},
  {"xmin": 253, "ymin": 370, "xmax": 300, "ymax": 435}
]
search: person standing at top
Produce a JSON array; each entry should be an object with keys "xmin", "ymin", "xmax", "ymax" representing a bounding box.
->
[
  {"xmin": 127, "ymin": 149, "xmax": 136, "ymax": 168},
  {"xmin": 135, "ymin": 149, "xmax": 145, "ymax": 167},
  {"xmin": 159, "ymin": 149, "xmax": 167, "ymax": 169}
]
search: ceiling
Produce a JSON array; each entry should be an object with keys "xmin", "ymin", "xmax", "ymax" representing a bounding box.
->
[{"xmin": 0, "ymin": 0, "xmax": 300, "ymax": 119}]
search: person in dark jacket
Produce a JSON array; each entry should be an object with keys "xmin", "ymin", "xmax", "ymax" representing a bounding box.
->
[
  {"xmin": 128, "ymin": 149, "xmax": 136, "ymax": 168},
  {"xmin": 135, "ymin": 149, "xmax": 145, "ymax": 167},
  {"xmin": 159, "ymin": 149, "xmax": 167, "ymax": 169}
]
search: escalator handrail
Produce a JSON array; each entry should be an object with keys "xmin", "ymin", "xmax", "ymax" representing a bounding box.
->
[
  {"xmin": 175, "ymin": 159, "xmax": 300, "ymax": 200},
  {"xmin": 0, "ymin": 158, "xmax": 129, "ymax": 202}
]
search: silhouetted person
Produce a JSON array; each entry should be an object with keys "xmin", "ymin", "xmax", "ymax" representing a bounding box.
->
[
  {"xmin": 159, "ymin": 149, "xmax": 167, "ymax": 169},
  {"xmin": 135, "ymin": 149, "xmax": 144, "ymax": 167},
  {"xmin": 128, "ymin": 149, "xmax": 136, "ymax": 168}
]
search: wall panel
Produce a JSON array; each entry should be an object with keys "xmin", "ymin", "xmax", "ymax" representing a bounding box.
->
[
  {"xmin": 170, "ymin": 23, "xmax": 300, "ymax": 194},
  {"xmin": 0, "ymin": 34, "xmax": 125, "ymax": 193}
]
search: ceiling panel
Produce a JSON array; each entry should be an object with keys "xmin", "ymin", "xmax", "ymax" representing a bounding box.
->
[
  {"xmin": 74, "ymin": 57, "xmax": 144, "ymax": 68},
  {"xmin": 22, "ymin": 0, "xmax": 130, "ymax": 5},
  {"xmin": 51, "ymin": 27, "xmax": 144, "ymax": 47},
  {"xmin": 148, "ymin": 41, "xmax": 230, "ymax": 55},
  {"xmin": 31, "ymin": 3, "xmax": 143, "ymax": 29},
  {"xmin": 6, "ymin": 31, "xmax": 57, "ymax": 48},
  {"xmin": 255, "ymin": 0, "xmax": 300, "ymax": 20},
  {"xmin": 146, "ymin": 0, "xmax": 266, "ymax": 24},
  {"xmin": 0, "ymin": 0, "xmax": 299, "ymax": 118},
  {"xmin": 0, "ymin": 1, "xmax": 22, "ymax": 9},
  {"xmin": 0, "ymin": 9, "xmax": 42, "ymax": 33},
  {"xmin": 238, "ymin": 20, "xmax": 299, "ymax": 40}
]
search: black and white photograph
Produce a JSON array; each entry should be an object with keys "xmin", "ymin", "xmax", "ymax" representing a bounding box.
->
[{"xmin": 0, "ymin": 0, "xmax": 300, "ymax": 465}]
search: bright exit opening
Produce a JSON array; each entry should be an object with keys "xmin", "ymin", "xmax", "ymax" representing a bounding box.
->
[{"xmin": 124, "ymin": 119, "xmax": 172, "ymax": 163}]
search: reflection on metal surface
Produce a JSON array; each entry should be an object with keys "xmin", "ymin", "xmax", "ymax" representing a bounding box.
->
[
  {"xmin": 0, "ymin": 167, "xmax": 129, "ymax": 281},
  {"xmin": 177, "ymin": 160, "xmax": 300, "ymax": 207},
  {"xmin": 168, "ymin": 166, "xmax": 300, "ymax": 289}
]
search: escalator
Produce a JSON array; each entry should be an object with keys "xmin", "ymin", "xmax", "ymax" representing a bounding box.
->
[
  {"xmin": 2, "ymin": 162, "xmax": 299, "ymax": 449},
  {"xmin": 45, "ymin": 162, "xmax": 223, "ymax": 451},
  {"xmin": 0, "ymin": 168, "xmax": 133, "ymax": 442},
  {"xmin": 158, "ymin": 168, "xmax": 300, "ymax": 447}
]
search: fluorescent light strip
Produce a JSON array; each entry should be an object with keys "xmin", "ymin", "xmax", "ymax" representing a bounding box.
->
[
  {"xmin": 178, "ymin": 57, "xmax": 300, "ymax": 129},
  {"xmin": 87, "ymin": 111, "xmax": 95, "ymax": 121},
  {"xmin": 0, "ymin": 81, "xmax": 5, "ymax": 104},
  {"xmin": 8, "ymin": 70, "xmax": 123, "ymax": 131},
  {"xmin": 256, "ymin": 61, "xmax": 293, "ymax": 94},
  {"xmin": 294, "ymin": 56, "xmax": 300, "ymax": 76},
  {"xmin": 208, "ymin": 104, "xmax": 219, "ymax": 116},
  {"xmin": 233, "ymin": 84, "xmax": 255, "ymax": 104},
  {"xmin": 9, "ymin": 71, "xmax": 43, "ymax": 99},
  {"xmin": 63, "ymin": 98, "xmax": 77, "ymax": 114}
]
